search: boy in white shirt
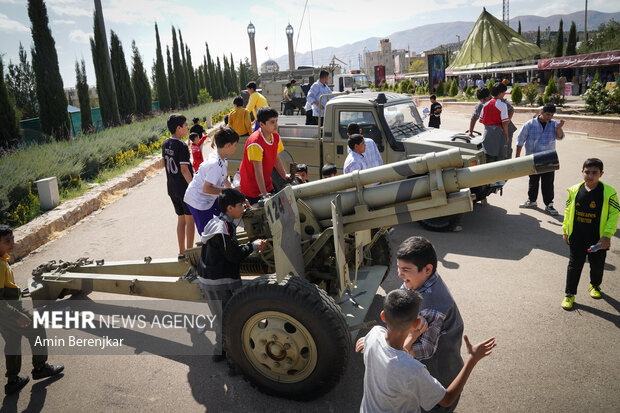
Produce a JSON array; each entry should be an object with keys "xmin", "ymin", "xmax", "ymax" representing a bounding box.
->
[
  {"xmin": 184, "ymin": 126, "xmax": 239, "ymax": 234},
  {"xmin": 343, "ymin": 134, "xmax": 367, "ymax": 174}
]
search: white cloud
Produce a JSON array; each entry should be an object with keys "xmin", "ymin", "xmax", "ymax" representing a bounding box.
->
[
  {"xmin": 53, "ymin": 19, "xmax": 76, "ymax": 24},
  {"xmin": 69, "ymin": 29, "xmax": 91, "ymax": 43},
  {"xmin": 50, "ymin": 4, "xmax": 91, "ymax": 17},
  {"xmin": 0, "ymin": 13, "xmax": 29, "ymax": 33},
  {"xmin": 0, "ymin": 0, "xmax": 26, "ymax": 4}
]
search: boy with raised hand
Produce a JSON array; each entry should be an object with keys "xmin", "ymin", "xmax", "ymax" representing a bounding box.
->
[
  {"xmin": 239, "ymin": 107, "xmax": 288, "ymax": 205},
  {"xmin": 358, "ymin": 289, "xmax": 496, "ymax": 413},
  {"xmin": 0, "ymin": 225, "xmax": 64, "ymax": 395},
  {"xmin": 561, "ymin": 158, "xmax": 619, "ymax": 310},
  {"xmin": 162, "ymin": 113, "xmax": 195, "ymax": 260}
]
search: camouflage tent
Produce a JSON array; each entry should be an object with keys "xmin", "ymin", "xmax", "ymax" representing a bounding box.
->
[{"xmin": 448, "ymin": 8, "xmax": 541, "ymax": 70}]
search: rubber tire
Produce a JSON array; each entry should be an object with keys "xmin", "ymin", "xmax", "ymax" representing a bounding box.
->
[
  {"xmin": 223, "ymin": 274, "xmax": 351, "ymax": 400},
  {"xmin": 419, "ymin": 215, "xmax": 458, "ymax": 232}
]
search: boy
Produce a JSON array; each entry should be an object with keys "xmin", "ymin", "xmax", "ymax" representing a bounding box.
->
[
  {"xmin": 189, "ymin": 132, "xmax": 208, "ymax": 173},
  {"xmin": 245, "ymin": 81, "xmax": 268, "ymax": 131},
  {"xmin": 198, "ymin": 189, "xmax": 266, "ymax": 361},
  {"xmin": 357, "ymin": 236, "xmax": 466, "ymax": 412},
  {"xmin": 561, "ymin": 158, "xmax": 619, "ymax": 310},
  {"xmin": 516, "ymin": 103, "xmax": 565, "ymax": 215},
  {"xmin": 322, "ymin": 163, "xmax": 337, "ymax": 178},
  {"xmin": 163, "ymin": 113, "xmax": 195, "ymax": 259},
  {"xmin": 347, "ymin": 122, "xmax": 383, "ymax": 168},
  {"xmin": 295, "ymin": 163, "xmax": 308, "ymax": 183},
  {"xmin": 189, "ymin": 117, "xmax": 206, "ymax": 138},
  {"xmin": 184, "ymin": 126, "xmax": 238, "ymax": 234},
  {"xmin": 479, "ymin": 83, "xmax": 510, "ymax": 162},
  {"xmin": 0, "ymin": 225, "xmax": 64, "ymax": 395},
  {"xmin": 468, "ymin": 87, "xmax": 491, "ymax": 137},
  {"xmin": 228, "ymin": 96, "xmax": 252, "ymax": 137},
  {"xmin": 428, "ymin": 95, "xmax": 442, "ymax": 129},
  {"xmin": 239, "ymin": 107, "xmax": 288, "ymax": 204},
  {"xmin": 359, "ymin": 289, "xmax": 496, "ymax": 413},
  {"xmin": 343, "ymin": 134, "xmax": 367, "ymax": 174}
]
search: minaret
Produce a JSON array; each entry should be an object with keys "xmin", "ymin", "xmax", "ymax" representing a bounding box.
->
[
  {"xmin": 286, "ymin": 23, "xmax": 295, "ymax": 71},
  {"xmin": 247, "ymin": 22, "xmax": 258, "ymax": 74}
]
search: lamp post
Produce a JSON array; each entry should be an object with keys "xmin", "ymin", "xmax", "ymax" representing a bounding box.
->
[
  {"xmin": 286, "ymin": 23, "xmax": 295, "ymax": 71},
  {"xmin": 247, "ymin": 22, "xmax": 258, "ymax": 75}
]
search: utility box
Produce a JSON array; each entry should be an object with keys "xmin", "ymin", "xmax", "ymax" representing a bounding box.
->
[{"xmin": 34, "ymin": 177, "xmax": 60, "ymax": 210}]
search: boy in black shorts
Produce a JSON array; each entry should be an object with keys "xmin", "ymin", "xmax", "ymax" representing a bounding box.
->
[{"xmin": 162, "ymin": 113, "xmax": 195, "ymax": 259}]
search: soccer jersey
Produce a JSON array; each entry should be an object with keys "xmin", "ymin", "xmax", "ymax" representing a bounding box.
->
[
  {"xmin": 239, "ymin": 129, "xmax": 284, "ymax": 198},
  {"xmin": 162, "ymin": 137, "xmax": 192, "ymax": 199},
  {"xmin": 184, "ymin": 151, "xmax": 228, "ymax": 211},
  {"xmin": 572, "ymin": 183, "xmax": 604, "ymax": 243}
]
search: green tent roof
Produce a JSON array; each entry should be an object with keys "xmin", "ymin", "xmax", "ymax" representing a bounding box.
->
[{"xmin": 448, "ymin": 8, "xmax": 541, "ymax": 70}]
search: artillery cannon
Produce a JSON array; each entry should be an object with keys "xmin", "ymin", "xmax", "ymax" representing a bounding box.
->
[{"xmin": 27, "ymin": 149, "xmax": 559, "ymax": 400}]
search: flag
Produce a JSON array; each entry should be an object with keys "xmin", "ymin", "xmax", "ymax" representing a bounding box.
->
[{"xmin": 265, "ymin": 46, "xmax": 268, "ymax": 51}]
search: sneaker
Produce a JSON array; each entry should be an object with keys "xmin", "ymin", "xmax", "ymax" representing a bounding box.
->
[
  {"xmin": 519, "ymin": 200, "xmax": 537, "ymax": 208},
  {"xmin": 545, "ymin": 204, "xmax": 559, "ymax": 216},
  {"xmin": 561, "ymin": 295, "xmax": 575, "ymax": 310},
  {"xmin": 32, "ymin": 363, "xmax": 64, "ymax": 380},
  {"xmin": 589, "ymin": 284, "xmax": 602, "ymax": 299},
  {"xmin": 479, "ymin": 198, "xmax": 488, "ymax": 206},
  {"xmin": 5, "ymin": 376, "xmax": 29, "ymax": 395},
  {"xmin": 177, "ymin": 254, "xmax": 186, "ymax": 261}
]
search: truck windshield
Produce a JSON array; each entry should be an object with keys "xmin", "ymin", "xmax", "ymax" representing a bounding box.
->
[
  {"xmin": 354, "ymin": 75, "xmax": 370, "ymax": 89},
  {"xmin": 383, "ymin": 102, "xmax": 424, "ymax": 140}
]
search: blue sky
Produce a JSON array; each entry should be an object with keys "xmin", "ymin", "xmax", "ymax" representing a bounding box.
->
[{"xmin": 0, "ymin": 0, "xmax": 616, "ymax": 88}]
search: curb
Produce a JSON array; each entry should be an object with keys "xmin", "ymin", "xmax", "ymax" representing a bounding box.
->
[{"xmin": 12, "ymin": 156, "xmax": 163, "ymax": 262}]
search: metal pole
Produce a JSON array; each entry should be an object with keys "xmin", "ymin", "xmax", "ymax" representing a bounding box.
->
[
  {"xmin": 94, "ymin": 0, "xmax": 120, "ymax": 124},
  {"xmin": 584, "ymin": 0, "xmax": 588, "ymax": 42}
]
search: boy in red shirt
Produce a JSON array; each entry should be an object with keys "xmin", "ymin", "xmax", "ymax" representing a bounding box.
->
[
  {"xmin": 239, "ymin": 107, "xmax": 288, "ymax": 204},
  {"xmin": 189, "ymin": 132, "xmax": 208, "ymax": 172},
  {"xmin": 479, "ymin": 83, "xmax": 510, "ymax": 162}
]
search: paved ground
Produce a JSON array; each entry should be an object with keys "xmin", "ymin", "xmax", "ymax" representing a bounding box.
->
[{"xmin": 4, "ymin": 112, "xmax": 619, "ymax": 412}]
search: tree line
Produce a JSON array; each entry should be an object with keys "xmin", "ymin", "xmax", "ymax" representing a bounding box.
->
[{"xmin": 1, "ymin": 0, "xmax": 256, "ymax": 152}]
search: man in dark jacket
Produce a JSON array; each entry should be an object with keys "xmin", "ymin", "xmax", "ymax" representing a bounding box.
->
[{"xmin": 198, "ymin": 189, "xmax": 266, "ymax": 361}]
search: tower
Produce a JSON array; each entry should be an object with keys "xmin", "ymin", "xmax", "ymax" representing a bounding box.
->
[
  {"xmin": 247, "ymin": 22, "xmax": 258, "ymax": 74},
  {"xmin": 502, "ymin": 0, "xmax": 509, "ymax": 26},
  {"xmin": 286, "ymin": 23, "xmax": 295, "ymax": 71}
]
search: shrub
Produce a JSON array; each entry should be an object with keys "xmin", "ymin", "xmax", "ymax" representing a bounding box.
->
[
  {"xmin": 583, "ymin": 80, "xmax": 619, "ymax": 114},
  {"xmin": 448, "ymin": 79, "xmax": 458, "ymax": 97},
  {"xmin": 465, "ymin": 85, "xmax": 474, "ymax": 98},
  {"xmin": 524, "ymin": 83, "xmax": 539, "ymax": 106},
  {"xmin": 198, "ymin": 89, "xmax": 213, "ymax": 104},
  {"xmin": 543, "ymin": 78, "xmax": 559, "ymax": 104},
  {"xmin": 511, "ymin": 83, "xmax": 523, "ymax": 105},
  {"xmin": 487, "ymin": 79, "xmax": 495, "ymax": 92},
  {"xmin": 435, "ymin": 80, "xmax": 445, "ymax": 96}
]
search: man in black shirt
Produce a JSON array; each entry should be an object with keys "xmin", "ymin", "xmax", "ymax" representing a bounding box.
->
[{"xmin": 163, "ymin": 114, "xmax": 195, "ymax": 260}]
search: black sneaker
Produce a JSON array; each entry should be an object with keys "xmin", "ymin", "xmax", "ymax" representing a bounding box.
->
[
  {"xmin": 5, "ymin": 376, "xmax": 29, "ymax": 395},
  {"xmin": 178, "ymin": 254, "xmax": 186, "ymax": 261},
  {"xmin": 32, "ymin": 364, "xmax": 64, "ymax": 380}
]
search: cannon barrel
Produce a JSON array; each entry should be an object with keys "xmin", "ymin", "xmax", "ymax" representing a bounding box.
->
[
  {"xmin": 301, "ymin": 150, "xmax": 559, "ymax": 220},
  {"xmin": 293, "ymin": 148, "xmax": 464, "ymax": 199}
]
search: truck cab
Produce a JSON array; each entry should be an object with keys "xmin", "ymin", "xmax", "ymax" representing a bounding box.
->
[{"xmin": 332, "ymin": 71, "xmax": 371, "ymax": 93}]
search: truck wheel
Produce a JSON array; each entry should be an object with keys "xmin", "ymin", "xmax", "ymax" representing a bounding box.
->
[
  {"xmin": 367, "ymin": 231, "xmax": 393, "ymax": 283},
  {"xmin": 419, "ymin": 215, "xmax": 458, "ymax": 231},
  {"xmin": 223, "ymin": 274, "xmax": 351, "ymax": 400}
]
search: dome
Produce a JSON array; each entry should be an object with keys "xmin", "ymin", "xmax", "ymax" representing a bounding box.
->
[{"xmin": 260, "ymin": 59, "xmax": 279, "ymax": 73}]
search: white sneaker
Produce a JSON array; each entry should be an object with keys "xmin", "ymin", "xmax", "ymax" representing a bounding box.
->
[{"xmin": 519, "ymin": 200, "xmax": 537, "ymax": 208}]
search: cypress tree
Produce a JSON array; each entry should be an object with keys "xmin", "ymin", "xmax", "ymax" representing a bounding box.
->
[
  {"xmin": 518, "ymin": 21, "xmax": 521, "ymax": 35},
  {"xmin": 75, "ymin": 59, "xmax": 93, "ymax": 133},
  {"xmin": 28, "ymin": 0, "xmax": 70, "ymax": 140},
  {"xmin": 178, "ymin": 31, "xmax": 194, "ymax": 104},
  {"xmin": 205, "ymin": 43, "xmax": 217, "ymax": 97},
  {"xmin": 186, "ymin": 46, "xmax": 198, "ymax": 104},
  {"xmin": 554, "ymin": 19, "xmax": 564, "ymax": 57},
  {"xmin": 197, "ymin": 65, "xmax": 205, "ymax": 90},
  {"xmin": 110, "ymin": 31, "xmax": 135, "ymax": 123},
  {"xmin": 154, "ymin": 22, "xmax": 170, "ymax": 112},
  {"xmin": 0, "ymin": 56, "xmax": 20, "ymax": 150},
  {"xmin": 536, "ymin": 26, "xmax": 541, "ymax": 47},
  {"xmin": 239, "ymin": 59, "xmax": 248, "ymax": 92},
  {"xmin": 230, "ymin": 54, "xmax": 238, "ymax": 92},
  {"xmin": 6, "ymin": 43, "xmax": 38, "ymax": 119},
  {"xmin": 166, "ymin": 46, "xmax": 178, "ymax": 109},
  {"xmin": 172, "ymin": 27, "xmax": 187, "ymax": 107},
  {"xmin": 215, "ymin": 57, "xmax": 225, "ymax": 100},
  {"xmin": 90, "ymin": 11, "xmax": 119, "ymax": 127},
  {"xmin": 566, "ymin": 21, "xmax": 577, "ymax": 56},
  {"xmin": 222, "ymin": 55, "xmax": 232, "ymax": 96},
  {"xmin": 131, "ymin": 41, "xmax": 152, "ymax": 117},
  {"xmin": 203, "ymin": 56, "xmax": 210, "ymax": 95}
]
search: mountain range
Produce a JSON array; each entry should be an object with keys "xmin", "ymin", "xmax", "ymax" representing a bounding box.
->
[{"xmin": 273, "ymin": 10, "xmax": 620, "ymax": 70}]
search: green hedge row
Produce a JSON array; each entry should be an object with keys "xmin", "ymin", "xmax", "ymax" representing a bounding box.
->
[{"xmin": 0, "ymin": 99, "xmax": 233, "ymax": 225}]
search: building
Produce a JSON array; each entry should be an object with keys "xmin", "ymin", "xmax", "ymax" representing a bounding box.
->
[{"xmin": 364, "ymin": 39, "xmax": 408, "ymax": 77}]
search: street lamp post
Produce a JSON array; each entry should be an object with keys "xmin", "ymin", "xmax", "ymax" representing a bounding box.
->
[
  {"xmin": 247, "ymin": 22, "xmax": 258, "ymax": 75},
  {"xmin": 286, "ymin": 23, "xmax": 295, "ymax": 71}
]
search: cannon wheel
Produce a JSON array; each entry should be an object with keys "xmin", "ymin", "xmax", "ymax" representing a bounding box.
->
[
  {"xmin": 419, "ymin": 215, "xmax": 459, "ymax": 231},
  {"xmin": 223, "ymin": 274, "xmax": 351, "ymax": 400}
]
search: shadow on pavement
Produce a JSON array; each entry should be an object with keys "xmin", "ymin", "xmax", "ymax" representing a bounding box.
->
[{"xmin": 1, "ymin": 374, "xmax": 63, "ymax": 413}]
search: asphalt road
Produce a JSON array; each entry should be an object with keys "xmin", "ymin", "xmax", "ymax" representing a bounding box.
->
[{"xmin": 5, "ymin": 111, "xmax": 620, "ymax": 413}]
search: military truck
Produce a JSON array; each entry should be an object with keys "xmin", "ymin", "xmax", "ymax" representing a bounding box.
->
[
  {"xmin": 228, "ymin": 91, "xmax": 496, "ymax": 201},
  {"xmin": 28, "ymin": 150, "xmax": 559, "ymax": 400}
]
